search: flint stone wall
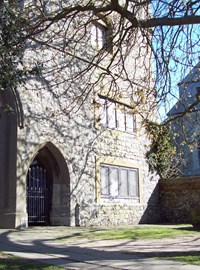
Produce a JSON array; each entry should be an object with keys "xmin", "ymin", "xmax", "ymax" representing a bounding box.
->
[
  {"xmin": 0, "ymin": 7, "xmax": 161, "ymax": 228},
  {"xmin": 160, "ymin": 176, "xmax": 200, "ymax": 223}
]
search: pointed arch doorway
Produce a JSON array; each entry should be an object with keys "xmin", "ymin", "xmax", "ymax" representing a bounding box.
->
[
  {"xmin": 27, "ymin": 159, "xmax": 52, "ymax": 225},
  {"xmin": 26, "ymin": 143, "xmax": 71, "ymax": 226}
]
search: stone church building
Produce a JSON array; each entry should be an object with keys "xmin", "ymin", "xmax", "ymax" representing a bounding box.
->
[
  {"xmin": 168, "ymin": 62, "xmax": 200, "ymax": 176},
  {"xmin": 0, "ymin": 2, "xmax": 160, "ymax": 229}
]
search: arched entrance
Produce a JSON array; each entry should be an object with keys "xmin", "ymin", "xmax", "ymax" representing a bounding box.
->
[
  {"xmin": 27, "ymin": 159, "xmax": 52, "ymax": 225},
  {"xmin": 26, "ymin": 143, "xmax": 70, "ymax": 226}
]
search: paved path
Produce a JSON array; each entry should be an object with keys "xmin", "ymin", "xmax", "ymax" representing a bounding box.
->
[{"xmin": 1, "ymin": 226, "xmax": 200, "ymax": 269}]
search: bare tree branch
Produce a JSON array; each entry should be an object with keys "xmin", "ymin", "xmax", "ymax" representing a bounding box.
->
[{"xmin": 140, "ymin": 15, "xmax": 200, "ymax": 28}]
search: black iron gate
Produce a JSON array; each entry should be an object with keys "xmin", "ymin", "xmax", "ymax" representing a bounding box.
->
[{"xmin": 27, "ymin": 161, "xmax": 50, "ymax": 225}]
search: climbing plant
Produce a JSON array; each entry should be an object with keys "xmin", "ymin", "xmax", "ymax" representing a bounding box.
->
[{"xmin": 145, "ymin": 120, "xmax": 185, "ymax": 179}]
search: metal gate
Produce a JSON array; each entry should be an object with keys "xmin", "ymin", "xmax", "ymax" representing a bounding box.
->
[{"xmin": 27, "ymin": 161, "xmax": 50, "ymax": 225}]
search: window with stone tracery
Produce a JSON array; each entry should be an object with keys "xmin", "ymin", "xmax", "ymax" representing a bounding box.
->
[
  {"xmin": 100, "ymin": 164, "xmax": 139, "ymax": 199},
  {"xmin": 98, "ymin": 96, "xmax": 136, "ymax": 133}
]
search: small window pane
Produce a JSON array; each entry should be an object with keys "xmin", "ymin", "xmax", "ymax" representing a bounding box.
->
[
  {"xmin": 117, "ymin": 106, "xmax": 125, "ymax": 131},
  {"xmin": 91, "ymin": 25, "xmax": 98, "ymax": 48},
  {"xmin": 99, "ymin": 99, "xmax": 107, "ymax": 126},
  {"xmin": 107, "ymin": 101, "xmax": 116, "ymax": 128},
  {"xmin": 125, "ymin": 109, "xmax": 134, "ymax": 133},
  {"xmin": 119, "ymin": 169, "xmax": 128, "ymax": 196},
  {"xmin": 129, "ymin": 170, "xmax": 139, "ymax": 197},
  {"xmin": 110, "ymin": 167, "xmax": 119, "ymax": 196},
  {"xmin": 100, "ymin": 166, "xmax": 109, "ymax": 195},
  {"xmin": 96, "ymin": 25, "xmax": 106, "ymax": 49},
  {"xmin": 91, "ymin": 23, "xmax": 107, "ymax": 50}
]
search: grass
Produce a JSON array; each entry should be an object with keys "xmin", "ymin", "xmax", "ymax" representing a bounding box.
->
[
  {"xmin": 53, "ymin": 225, "xmax": 200, "ymax": 265},
  {"xmin": 54, "ymin": 224, "xmax": 200, "ymax": 242},
  {"xmin": 2, "ymin": 225, "xmax": 200, "ymax": 268},
  {"xmin": 0, "ymin": 253, "xmax": 65, "ymax": 270},
  {"xmin": 158, "ymin": 253, "xmax": 200, "ymax": 266},
  {"xmin": 172, "ymin": 255, "xmax": 200, "ymax": 265}
]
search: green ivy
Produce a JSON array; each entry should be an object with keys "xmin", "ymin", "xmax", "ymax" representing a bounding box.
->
[{"xmin": 145, "ymin": 120, "xmax": 177, "ymax": 178}]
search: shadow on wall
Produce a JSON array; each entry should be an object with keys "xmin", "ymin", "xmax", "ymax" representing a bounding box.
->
[
  {"xmin": 159, "ymin": 177, "xmax": 200, "ymax": 224},
  {"xmin": 139, "ymin": 176, "xmax": 161, "ymax": 224},
  {"xmin": 0, "ymin": 88, "xmax": 22, "ymax": 228}
]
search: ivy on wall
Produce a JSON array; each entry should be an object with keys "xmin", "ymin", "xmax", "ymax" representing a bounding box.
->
[{"xmin": 145, "ymin": 120, "xmax": 184, "ymax": 179}]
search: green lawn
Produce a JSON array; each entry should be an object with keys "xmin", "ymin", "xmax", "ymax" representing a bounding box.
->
[
  {"xmin": 158, "ymin": 253, "xmax": 200, "ymax": 266},
  {"xmin": 172, "ymin": 255, "xmax": 200, "ymax": 265},
  {"xmin": 2, "ymin": 225, "xmax": 200, "ymax": 268},
  {"xmin": 55, "ymin": 225, "xmax": 200, "ymax": 241},
  {"xmin": 0, "ymin": 253, "xmax": 64, "ymax": 270},
  {"xmin": 54, "ymin": 225, "xmax": 200, "ymax": 265}
]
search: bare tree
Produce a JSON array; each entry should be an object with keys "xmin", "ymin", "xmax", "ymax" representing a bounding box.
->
[
  {"xmin": 0, "ymin": 0, "xmax": 199, "ymax": 180},
  {"xmin": 1, "ymin": 0, "xmax": 199, "ymax": 117}
]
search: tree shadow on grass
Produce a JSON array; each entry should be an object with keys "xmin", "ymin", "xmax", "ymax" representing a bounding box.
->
[
  {"xmin": 1, "ymin": 229, "xmax": 200, "ymax": 269},
  {"xmin": 147, "ymin": 250, "xmax": 200, "ymax": 266},
  {"xmin": 0, "ymin": 253, "xmax": 61, "ymax": 270},
  {"xmin": 54, "ymin": 227, "xmax": 109, "ymax": 241},
  {"xmin": 175, "ymin": 226, "xmax": 200, "ymax": 232}
]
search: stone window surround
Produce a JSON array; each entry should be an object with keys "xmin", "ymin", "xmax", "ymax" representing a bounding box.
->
[
  {"xmin": 95, "ymin": 156, "xmax": 142, "ymax": 204},
  {"xmin": 100, "ymin": 163, "xmax": 139, "ymax": 199},
  {"xmin": 91, "ymin": 16, "xmax": 113, "ymax": 53},
  {"xmin": 91, "ymin": 22, "xmax": 108, "ymax": 50},
  {"xmin": 97, "ymin": 95, "xmax": 136, "ymax": 134}
]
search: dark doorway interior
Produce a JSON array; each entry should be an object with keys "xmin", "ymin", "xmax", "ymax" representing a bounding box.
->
[
  {"xmin": 27, "ymin": 143, "xmax": 71, "ymax": 227},
  {"xmin": 27, "ymin": 159, "xmax": 52, "ymax": 225}
]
